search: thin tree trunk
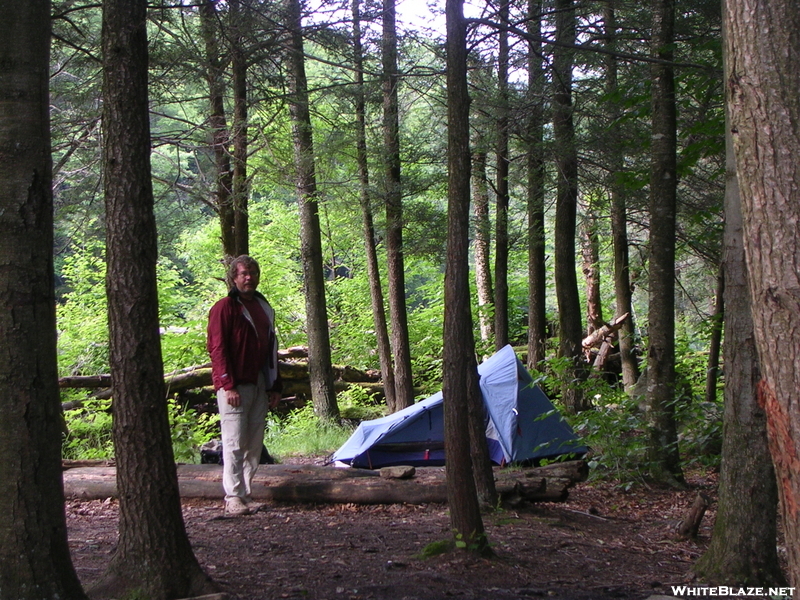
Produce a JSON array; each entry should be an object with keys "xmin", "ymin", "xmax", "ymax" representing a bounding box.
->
[
  {"xmin": 472, "ymin": 146, "xmax": 494, "ymax": 343},
  {"xmin": 725, "ymin": 0, "xmax": 800, "ymax": 585},
  {"xmin": 0, "ymin": 2, "xmax": 87, "ymax": 596},
  {"xmin": 553, "ymin": 0, "xmax": 587, "ymax": 414},
  {"xmin": 526, "ymin": 0, "xmax": 547, "ymax": 370},
  {"xmin": 94, "ymin": 1, "xmax": 217, "ymax": 597},
  {"xmin": 582, "ymin": 209, "xmax": 604, "ymax": 334},
  {"xmin": 705, "ymin": 266, "xmax": 724, "ymax": 406},
  {"xmin": 693, "ymin": 59, "xmax": 784, "ymax": 584},
  {"xmin": 285, "ymin": 0, "xmax": 339, "ymax": 421},
  {"xmin": 444, "ymin": 0, "xmax": 491, "ymax": 553},
  {"xmin": 604, "ymin": 0, "xmax": 640, "ymax": 390},
  {"xmin": 382, "ymin": 0, "xmax": 414, "ymax": 410},
  {"xmin": 230, "ymin": 0, "xmax": 249, "ymax": 256},
  {"xmin": 200, "ymin": 0, "xmax": 236, "ymax": 258},
  {"xmin": 493, "ymin": 0, "xmax": 511, "ymax": 350},
  {"xmin": 352, "ymin": 0, "xmax": 397, "ymax": 413}
]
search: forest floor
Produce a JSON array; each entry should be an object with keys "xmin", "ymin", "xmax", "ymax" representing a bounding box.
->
[{"xmin": 66, "ymin": 462, "xmax": 724, "ymax": 600}]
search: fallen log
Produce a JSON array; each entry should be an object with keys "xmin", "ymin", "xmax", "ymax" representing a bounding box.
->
[
  {"xmin": 61, "ymin": 361, "xmax": 385, "ymax": 409},
  {"xmin": 61, "ymin": 361, "xmax": 379, "ymax": 392},
  {"xmin": 582, "ymin": 312, "xmax": 629, "ymax": 350},
  {"xmin": 62, "ymin": 460, "xmax": 587, "ymax": 505},
  {"xmin": 59, "ymin": 374, "xmax": 112, "ymax": 389}
]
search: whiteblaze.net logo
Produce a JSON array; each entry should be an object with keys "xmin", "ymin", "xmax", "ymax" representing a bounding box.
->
[{"xmin": 670, "ymin": 586, "xmax": 795, "ymax": 598}]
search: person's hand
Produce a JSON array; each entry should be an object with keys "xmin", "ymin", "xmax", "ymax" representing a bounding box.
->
[
  {"xmin": 269, "ymin": 391, "xmax": 281, "ymax": 410},
  {"xmin": 225, "ymin": 388, "xmax": 241, "ymax": 407}
]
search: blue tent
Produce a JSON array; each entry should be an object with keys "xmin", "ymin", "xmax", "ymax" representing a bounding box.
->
[{"xmin": 331, "ymin": 345, "xmax": 586, "ymax": 469}]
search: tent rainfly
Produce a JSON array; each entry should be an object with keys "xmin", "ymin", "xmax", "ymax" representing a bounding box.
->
[{"xmin": 331, "ymin": 345, "xmax": 587, "ymax": 469}]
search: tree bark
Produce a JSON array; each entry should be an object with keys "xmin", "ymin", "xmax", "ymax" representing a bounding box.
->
[
  {"xmin": 444, "ymin": 0, "xmax": 491, "ymax": 554},
  {"xmin": 230, "ymin": 0, "xmax": 249, "ymax": 256},
  {"xmin": 553, "ymin": 0, "xmax": 588, "ymax": 414},
  {"xmin": 724, "ymin": 0, "xmax": 800, "ymax": 584},
  {"xmin": 472, "ymin": 145, "xmax": 494, "ymax": 343},
  {"xmin": 285, "ymin": 0, "xmax": 339, "ymax": 421},
  {"xmin": 0, "ymin": 2, "xmax": 87, "ymax": 597},
  {"xmin": 582, "ymin": 209, "xmax": 604, "ymax": 334},
  {"xmin": 526, "ymin": 0, "xmax": 547, "ymax": 370},
  {"xmin": 382, "ymin": 0, "xmax": 415, "ymax": 410},
  {"xmin": 704, "ymin": 266, "xmax": 724, "ymax": 406},
  {"xmin": 493, "ymin": 0, "xmax": 511, "ymax": 351},
  {"xmin": 95, "ymin": 1, "xmax": 217, "ymax": 597},
  {"xmin": 200, "ymin": 0, "xmax": 236, "ymax": 259},
  {"xmin": 604, "ymin": 0, "xmax": 640, "ymax": 391},
  {"xmin": 646, "ymin": 0, "xmax": 683, "ymax": 484},
  {"xmin": 693, "ymin": 69, "xmax": 784, "ymax": 584},
  {"xmin": 352, "ymin": 0, "xmax": 397, "ymax": 413}
]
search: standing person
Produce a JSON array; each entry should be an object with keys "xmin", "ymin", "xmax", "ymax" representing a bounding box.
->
[{"xmin": 207, "ymin": 255, "xmax": 281, "ymax": 516}]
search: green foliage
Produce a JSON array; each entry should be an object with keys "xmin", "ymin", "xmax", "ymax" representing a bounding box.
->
[
  {"xmin": 264, "ymin": 404, "xmax": 353, "ymax": 461},
  {"xmin": 62, "ymin": 398, "xmax": 114, "ymax": 460},
  {"xmin": 537, "ymin": 328, "xmax": 723, "ymax": 487},
  {"xmin": 674, "ymin": 325, "xmax": 723, "ymax": 468},
  {"xmin": 453, "ymin": 530, "xmax": 492, "ymax": 556},
  {"xmin": 570, "ymin": 390, "xmax": 651, "ymax": 490},
  {"xmin": 337, "ymin": 385, "xmax": 386, "ymax": 422},
  {"xmin": 62, "ymin": 396, "xmax": 220, "ymax": 462},
  {"xmin": 57, "ymin": 237, "xmax": 109, "ymax": 376},
  {"xmin": 168, "ymin": 399, "xmax": 220, "ymax": 463}
]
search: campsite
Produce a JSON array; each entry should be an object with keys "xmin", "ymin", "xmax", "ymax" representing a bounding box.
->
[
  {"xmin": 5, "ymin": 0, "xmax": 799, "ymax": 597},
  {"xmin": 65, "ymin": 462, "xmax": 720, "ymax": 600},
  {"xmin": 60, "ymin": 345, "xmax": 731, "ymax": 599}
]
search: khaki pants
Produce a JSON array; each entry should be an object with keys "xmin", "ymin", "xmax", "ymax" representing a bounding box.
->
[{"xmin": 216, "ymin": 372, "xmax": 268, "ymax": 500}]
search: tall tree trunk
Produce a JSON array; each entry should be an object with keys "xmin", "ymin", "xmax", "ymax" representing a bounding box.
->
[
  {"xmin": 493, "ymin": 0, "xmax": 511, "ymax": 350},
  {"xmin": 230, "ymin": 0, "xmax": 249, "ymax": 256},
  {"xmin": 526, "ymin": 0, "xmax": 547, "ymax": 370},
  {"xmin": 472, "ymin": 145, "xmax": 494, "ymax": 343},
  {"xmin": 285, "ymin": 0, "xmax": 339, "ymax": 421},
  {"xmin": 94, "ymin": 1, "xmax": 217, "ymax": 597},
  {"xmin": 352, "ymin": 0, "xmax": 397, "ymax": 412},
  {"xmin": 0, "ymin": 2, "xmax": 87, "ymax": 597},
  {"xmin": 582, "ymin": 209, "xmax": 604, "ymax": 334},
  {"xmin": 382, "ymin": 0, "xmax": 414, "ymax": 410},
  {"xmin": 604, "ymin": 0, "xmax": 640, "ymax": 390},
  {"xmin": 200, "ymin": 0, "xmax": 236, "ymax": 259},
  {"xmin": 444, "ymin": 0, "xmax": 491, "ymax": 553},
  {"xmin": 693, "ymin": 62, "xmax": 784, "ymax": 585},
  {"xmin": 725, "ymin": 0, "xmax": 800, "ymax": 586},
  {"xmin": 552, "ymin": 0, "xmax": 587, "ymax": 413},
  {"xmin": 646, "ymin": 0, "xmax": 683, "ymax": 484},
  {"xmin": 705, "ymin": 266, "xmax": 724, "ymax": 405}
]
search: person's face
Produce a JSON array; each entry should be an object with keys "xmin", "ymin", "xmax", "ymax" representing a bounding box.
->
[{"xmin": 233, "ymin": 263, "xmax": 259, "ymax": 297}]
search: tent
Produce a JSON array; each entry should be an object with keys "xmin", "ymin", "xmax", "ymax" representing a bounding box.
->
[{"xmin": 331, "ymin": 345, "xmax": 586, "ymax": 469}]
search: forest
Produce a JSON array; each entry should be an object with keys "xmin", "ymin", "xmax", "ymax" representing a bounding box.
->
[
  {"xmin": 3, "ymin": 0, "xmax": 800, "ymax": 598},
  {"xmin": 50, "ymin": 0, "xmax": 724, "ymax": 456}
]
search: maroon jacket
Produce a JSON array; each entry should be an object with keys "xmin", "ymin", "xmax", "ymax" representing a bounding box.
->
[{"xmin": 206, "ymin": 290, "xmax": 281, "ymax": 392}]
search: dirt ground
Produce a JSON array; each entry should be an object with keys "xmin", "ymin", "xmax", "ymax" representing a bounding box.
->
[{"xmin": 66, "ymin": 465, "xmax": 720, "ymax": 600}]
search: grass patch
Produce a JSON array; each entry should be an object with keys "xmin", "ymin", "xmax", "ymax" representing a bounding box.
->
[
  {"xmin": 417, "ymin": 539, "xmax": 454, "ymax": 559},
  {"xmin": 264, "ymin": 404, "xmax": 354, "ymax": 460}
]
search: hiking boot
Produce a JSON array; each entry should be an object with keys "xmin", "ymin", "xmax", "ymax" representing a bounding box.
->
[
  {"xmin": 243, "ymin": 497, "xmax": 265, "ymax": 513},
  {"xmin": 225, "ymin": 497, "xmax": 252, "ymax": 516}
]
